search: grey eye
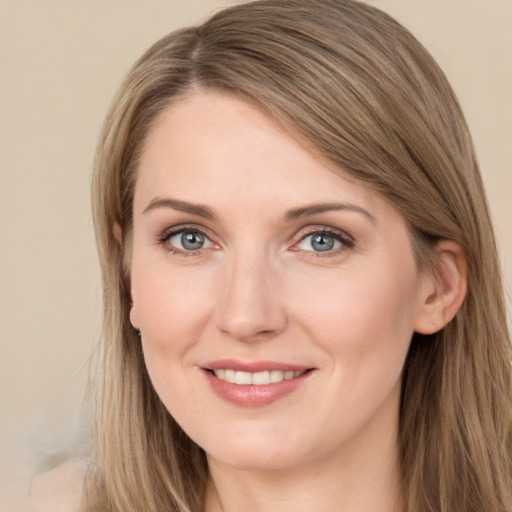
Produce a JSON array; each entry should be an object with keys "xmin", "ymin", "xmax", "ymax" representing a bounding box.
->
[
  {"xmin": 169, "ymin": 230, "xmax": 212, "ymax": 251},
  {"xmin": 297, "ymin": 233, "xmax": 342, "ymax": 252},
  {"xmin": 311, "ymin": 234, "xmax": 335, "ymax": 252}
]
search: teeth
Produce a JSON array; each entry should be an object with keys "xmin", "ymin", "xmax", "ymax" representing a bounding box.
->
[
  {"xmin": 212, "ymin": 369, "xmax": 305, "ymax": 385},
  {"xmin": 270, "ymin": 370, "xmax": 283, "ymax": 383},
  {"xmin": 235, "ymin": 371, "xmax": 252, "ymax": 385},
  {"xmin": 253, "ymin": 371, "xmax": 270, "ymax": 385}
]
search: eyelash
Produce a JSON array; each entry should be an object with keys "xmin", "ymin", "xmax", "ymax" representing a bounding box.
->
[
  {"xmin": 294, "ymin": 227, "xmax": 355, "ymax": 257},
  {"xmin": 157, "ymin": 225, "xmax": 212, "ymax": 257},
  {"xmin": 156, "ymin": 225, "xmax": 355, "ymax": 257}
]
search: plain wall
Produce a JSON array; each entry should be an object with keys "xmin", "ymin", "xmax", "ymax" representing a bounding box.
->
[{"xmin": 1, "ymin": 1, "xmax": 510, "ymax": 510}]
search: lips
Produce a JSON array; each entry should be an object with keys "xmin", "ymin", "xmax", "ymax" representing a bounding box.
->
[{"xmin": 202, "ymin": 359, "xmax": 314, "ymax": 407}]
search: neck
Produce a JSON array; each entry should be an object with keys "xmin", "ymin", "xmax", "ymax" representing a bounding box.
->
[{"xmin": 204, "ymin": 421, "xmax": 404, "ymax": 512}]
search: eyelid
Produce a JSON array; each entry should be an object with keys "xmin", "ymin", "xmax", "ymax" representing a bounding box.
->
[
  {"xmin": 291, "ymin": 226, "xmax": 355, "ymax": 254},
  {"xmin": 157, "ymin": 224, "xmax": 217, "ymax": 254}
]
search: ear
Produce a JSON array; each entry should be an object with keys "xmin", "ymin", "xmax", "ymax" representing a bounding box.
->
[
  {"xmin": 129, "ymin": 303, "xmax": 140, "ymax": 330},
  {"xmin": 113, "ymin": 222, "xmax": 139, "ymax": 329},
  {"xmin": 414, "ymin": 240, "xmax": 467, "ymax": 335},
  {"xmin": 113, "ymin": 222, "xmax": 123, "ymax": 246}
]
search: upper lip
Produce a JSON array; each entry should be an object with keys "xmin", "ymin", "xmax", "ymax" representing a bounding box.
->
[{"xmin": 203, "ymin": 359, "xmax": 312, "ymax": 373}]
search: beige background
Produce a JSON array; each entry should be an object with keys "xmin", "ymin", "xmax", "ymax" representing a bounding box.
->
[{"xmin": 1, "ymin": 1, "xmax": 510, "ymax": 510}]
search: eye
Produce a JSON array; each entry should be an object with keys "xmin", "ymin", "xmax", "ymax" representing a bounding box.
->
[
  {"xmin": 295, "ymin": 229, "xmax": 353, "ymax": 254},
  {"xmin": 166, "ymin": 229, "xmax": 214, "ymax": 252}
]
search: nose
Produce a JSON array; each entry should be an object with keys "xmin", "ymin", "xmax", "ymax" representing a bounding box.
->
[{"xmin": 214, "ymin": 253, "xmax": 288, "ymax": 342}]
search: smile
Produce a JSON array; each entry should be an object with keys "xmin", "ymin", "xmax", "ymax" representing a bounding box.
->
[
  {"xmin": 203, "ymin": 361, "xmax": 314, "ymax": 407},
  {"xmin": 212, "ymin": 369, "xmax": 306, "ymax": 385}
]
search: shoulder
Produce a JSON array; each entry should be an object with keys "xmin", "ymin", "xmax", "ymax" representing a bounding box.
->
[{"xmin": 29, "ymin": 459, "xmax": 86, "ymax": 512}]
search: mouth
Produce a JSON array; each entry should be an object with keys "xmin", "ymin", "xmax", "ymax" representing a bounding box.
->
[
  {"xmin": 202, "ymin": 360, "xmax": 315, "ymax": 407},
  {"xmin": 207, "ymin": 368, "xmax": 308, "ymax": 385}
]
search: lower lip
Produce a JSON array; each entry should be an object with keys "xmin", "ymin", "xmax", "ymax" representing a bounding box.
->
[{"xmin": 203, "ymin": 370, "xmax": 312, "ymax": 407}]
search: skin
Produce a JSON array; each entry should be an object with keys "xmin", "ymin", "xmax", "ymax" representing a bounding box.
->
[{"xmin": 128, "ymin": 90, "xmax": 463, "ymax": 512}]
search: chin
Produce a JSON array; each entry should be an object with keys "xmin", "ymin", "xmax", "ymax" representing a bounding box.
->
[
  {"xmin": 207, "ymin": 446, "xmax": 302, "ymax": 472},
  {"xmin": 200, "ymin": 428, "xmax": 316, "ymax": 472}
]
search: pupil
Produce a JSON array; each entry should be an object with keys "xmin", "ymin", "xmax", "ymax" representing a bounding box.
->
[
  {"xmin": 312, "ymin": 234, "xmax": 334, "ymax": 252},
  {"xmin": 181, "ymin": 231, "xmax": 204, "ymax": 250}
]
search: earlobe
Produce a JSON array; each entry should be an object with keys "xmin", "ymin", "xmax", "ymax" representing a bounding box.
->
[{"xmin": 414, "ymin": 240, "xmax": 467, "ymax": 335}]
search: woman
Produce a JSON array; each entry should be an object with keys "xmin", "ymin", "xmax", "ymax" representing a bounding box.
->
[{"xmin": 85, "ymin": 0, "xmax": 512, "ymax": 511}]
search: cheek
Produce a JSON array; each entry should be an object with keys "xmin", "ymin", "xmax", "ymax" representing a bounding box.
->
[
  {"xmin": 133, "ymin": 261, "xmax": 210, "ymax": 339},
  {"xmin": 291, "ymin": 260, "xmax": 420, "ymax": 375},
  {"xmin": 131, "ymin": 259, "xmax": 218, "ymax": 395},
  {"xmin": 133, "ymin": 267, "xmax": 211, "ymax": 418}
]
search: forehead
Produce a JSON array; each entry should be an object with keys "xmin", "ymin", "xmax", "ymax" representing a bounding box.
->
[{"xmin": 135, "ymin": 90, "xmax": 394, "ymax": 224}]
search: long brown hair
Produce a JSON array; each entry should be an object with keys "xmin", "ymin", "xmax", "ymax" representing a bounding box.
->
[{"xmin": 88, "ymin": 1, "xmax": 512, "ymax": 510}]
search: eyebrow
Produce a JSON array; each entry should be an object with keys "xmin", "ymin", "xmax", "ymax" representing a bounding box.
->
[
  {"xmin": 142, "ymin": 197, "xmax": 217, "ymax": 220},
  {"xmin": 142, "ymin": 197, "xmax": 375, "ymax": 224},
  {"xmin": 284, "ymin": 202, "xmax": 375, "ymax": 223}
]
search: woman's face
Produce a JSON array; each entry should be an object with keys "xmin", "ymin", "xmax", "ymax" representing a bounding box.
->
[{"xmin": 129, "ymin": 90, "xmax": 431, "ymax": 472}]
